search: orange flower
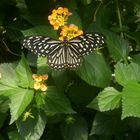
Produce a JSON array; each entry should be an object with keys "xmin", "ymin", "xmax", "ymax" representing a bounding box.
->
[
  {"xmin": 59, "ymin": 24, "xmax": 83, "ymax": 41},
  {"xmin": 32, "ymin": 74, "xmax": 43, "ymax": 82},
  {"xmin": 48, "ymin": 7, "xmax": 72, "ymax": 30}
]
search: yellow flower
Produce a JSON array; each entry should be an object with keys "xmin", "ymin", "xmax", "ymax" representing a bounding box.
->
[
  {"xmin": 40, "ymin": 83, "xmax": 48, "ymax": 92},
  {"xmin": 34, "ymin": 82, "xmax": 41, "ymax": 90},
  {"xmin": 32, "ymin": 74, "xmax": 48, "ymax": 92},
  {"xmin": 48, "ymin": 7, "xmax": 72, "ymax": 30},
  {"xmin": 0, "ymin": 73, "xmax": 1, "ymax": 79},
  {"xmin": 59, "ymin": 24, "xmax": 83, "ymax": 41}
]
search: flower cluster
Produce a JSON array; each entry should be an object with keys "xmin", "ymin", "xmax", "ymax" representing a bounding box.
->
[
  {"xmin": 48, "ymin": 7, "xmax": 72, "ymax": 30},
  {"xmin": 59, "ymin": 24, "xmax": 83, "ymax": 41},
  {"xmin": 32, "ymin": 74, "xmax": 48, "ymax": 92},
  {"xmin": 48, "ymin": 7, "xmax": 83, "ymax": 40}
]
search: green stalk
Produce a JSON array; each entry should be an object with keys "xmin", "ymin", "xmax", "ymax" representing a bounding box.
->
[{"xmin": 116, "ymin": 0, "xmax": 124, "ymax": 38}]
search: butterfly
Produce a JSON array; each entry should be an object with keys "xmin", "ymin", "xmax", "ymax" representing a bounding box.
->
[{"xmin": 22, "ymin": 33, "xmax": 105, "ymax": 70}]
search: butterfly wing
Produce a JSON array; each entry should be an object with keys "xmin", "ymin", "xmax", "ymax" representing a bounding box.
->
[
  {"xmin": 69, "ymin": 33, "xmax": 105, "ymax": 56},
  {"xmin": 22, "ymin": 33, "xmax": 105, "ymax": 70},
  {"xmin": 22, "ymin": 36, "xmax": 61, "ymax": 57},
  {"xmin": 47, "ymin": 43, "xmax": 82, "ymax": 70}
]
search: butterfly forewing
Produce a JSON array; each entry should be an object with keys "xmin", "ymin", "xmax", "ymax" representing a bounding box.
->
[
  {"xmin": 70, "ymin": 33, "xmax": 105, "ymax": 56},
  {"xmin": 22, "ymin": 36, "xmax": 60, "ymax": 57}
]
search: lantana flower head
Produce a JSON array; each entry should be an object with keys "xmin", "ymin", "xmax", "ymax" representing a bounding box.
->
[
  {"xmin": 32, "ymin": 74, "xmax": 48, "ymax": 92},
  {"xmin": 48, "ymin": 7, "xmax": 72, "ymax": 30},
  {"xmin": 59, "ymin": 24, "xmax": 83, "ymax": 41}
]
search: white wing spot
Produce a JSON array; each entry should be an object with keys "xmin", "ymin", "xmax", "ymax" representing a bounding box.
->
[{"xmin": 94, "ymin": 34, "xmax": 99, "ymax": 36}]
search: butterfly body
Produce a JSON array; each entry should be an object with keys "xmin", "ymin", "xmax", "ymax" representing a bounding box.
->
[{"xmin": 22, "ymin": 33, "xmax": 105, "ymax": 70}]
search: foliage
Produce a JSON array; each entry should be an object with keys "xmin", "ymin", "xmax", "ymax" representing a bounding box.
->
[{"xmin": 0, "ymin": 0, "xmax": 140, "ymax": 140}]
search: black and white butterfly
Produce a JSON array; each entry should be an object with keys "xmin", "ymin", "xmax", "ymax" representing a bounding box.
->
[{"xmin": 22, "ymin": 33, "xmax": 105, "ymax": 70}]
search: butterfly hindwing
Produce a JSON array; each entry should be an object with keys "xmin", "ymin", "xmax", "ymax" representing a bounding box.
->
[{"xmin": 47, "ymin": 43, "xmax": 82, "ymax": 70}]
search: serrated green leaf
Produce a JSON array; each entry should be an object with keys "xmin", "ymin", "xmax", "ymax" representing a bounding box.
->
[
  {"xmin": 122, "ymin": 81, "xmax": 140, "ymax": 119},
  {"xmin": 87, "ymin": 87, "xmax": 122, "ymax": 111},
  {"xmin": 0, "ymin": 63, "xmax": 19, "ymax": 87},
  {"xmin": 0, "ymin": 84, "xmax": 18, "ymax": 97},
  {"xmin": 35, "ymin": 87, "xmax": 75, "ymax": 114},
  {"xmin": 115, "ymin": 62, "xmax": 140, "ymax": 86},
  {"xmin": 17, "ymin": 108, "xmax": 46, "ymax": 140},
  {"xmin": 16, "ymin": 54, "xmax": 34, "ymax": 88},
  {"xmin": 21, "ymin": 25, "xmax": 58, "ymax": 39},
  {"xmin": 90, "ymin": 111, "xmax": 121, "ymax": 135},
  {"xmin": 9, "ymin": 88, "xmax": 34, "ymax": 124},
  {"xmin": 76, "ymin": 52, "xmax": 111, "ymax": 88},
  {"xmin": 104, "ymin": 31, "xmax": 130, "ymax": 61},
  {"xmin": 60, "ymin": 115, "xmax": 88, "ymax": 140}
]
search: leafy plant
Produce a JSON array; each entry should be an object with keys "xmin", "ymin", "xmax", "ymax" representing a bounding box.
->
[{"xmin": 0, "ymin": 0, "xmax": 140, "ymax": 140}]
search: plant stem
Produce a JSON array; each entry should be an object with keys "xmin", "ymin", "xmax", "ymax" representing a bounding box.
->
[{"xmin": 116, "ymin": 0, "xmax": 124, "ymax": 38}]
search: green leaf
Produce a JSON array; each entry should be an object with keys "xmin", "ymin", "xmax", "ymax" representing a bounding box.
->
[
  {"xmin": 90, "ymin": 111, "xmax": 121, "ymax": 135},
  {"xmin": 8, "ymin": 130, "xmax": 24, "ymax": 140},
  {"xmin": 51, "ymin": 70, "xmax": 68, "ymax": 92},
  {"xmin": 37, "ymin": 57, "xmax": 50, "ymax": 74},
  {"xmin": 115, "ymin": 62, "xmax": 140, "ymax": 86},
  {"xmin": 68, "ymin": 82, "xmax": 98, "ymax": 106},
  {"xmin": 76, "ymin": 52, "xmax": 111, "ymax": 88},
  {"xmin": 0, "ymin": 95, "xmax": 9, "ymax": 113},
  {"xmin": 104, "ymin": 31, "xmax": 130, "ymax": 61},
  {"xmin": 35, "ymin": 87, "xmax": 75, "ymax": 114},
  {"xmin": 16, "ymin": 54, "xmax": 34, "ymax": 88},
  {"xmin": 17, "ymin": 108, "xmax": 46, "ymax": 140},
  {"xmin": 87, "ymin": 87, "xmax": 122, "ymax": 111},
  {"xmin": 45, "ymin": 123, "xmax": 63, "ymax": 140},
  {"xmin": 0, "ymin": 112, "xmax": 7, "ymax": 128},
  {"xmin": 0, "ymin": 63, "xmax": 19, "ymax": 87},
  {"xmin": 80, "ymin": 0, "xmax": 92, "ymax": 5},
  {"xmin": 0, "ymin": 84, "xmax": 18, "ymax": 97},
  {"xmin": 60, "ymin": 115, "xmax": 88, "ymax": 140},
  {"xmin": 61, "ymin": 0, "xmax": 77, "ymax": 10},
  {"xmin": 132, "ymin": 54, "xmax": 140, "ymax": 65},
  {"xmin": 89, "ymin": 135, "xmax": 112, "ymax": 140},
  {"xmin": 122, "ymin": 81, "xmax": 140, "ymax": 119},
  {"xmin": 21, "ymin": 25, "xmax": 58, "ymax": 39},
  {"xmin": 9, "ymin": 88, "xmax": 34, "ymax": 124}
]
